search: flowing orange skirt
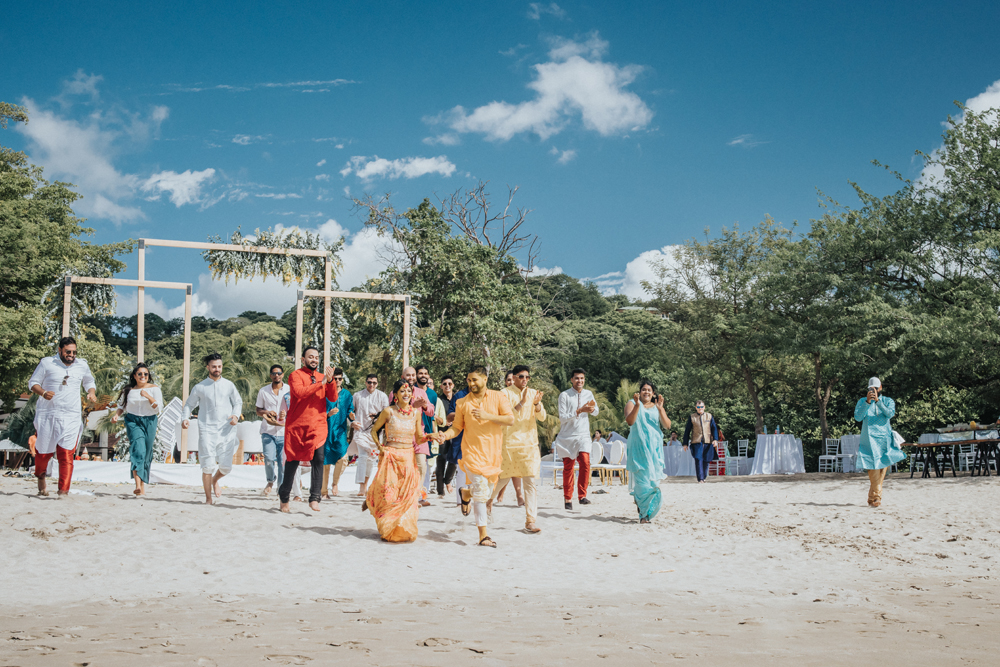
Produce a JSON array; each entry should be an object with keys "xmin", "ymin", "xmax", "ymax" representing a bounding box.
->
[{"xmin": 365, "ymin": 447, "xmax": 419, "ymax": 542}]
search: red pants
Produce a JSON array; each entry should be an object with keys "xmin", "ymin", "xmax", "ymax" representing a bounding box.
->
[
  {"xmin": 34, "ymin": 447, "xmax": 74, "ymax": 493},
  {"xmin": 563, "ymin": 452, "xmax": 591, "ymax": 501}
]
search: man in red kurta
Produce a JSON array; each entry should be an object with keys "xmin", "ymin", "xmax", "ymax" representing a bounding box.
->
[{"xmin": 279, "ymin": 346, "xmax": 338, "ymax": 513}]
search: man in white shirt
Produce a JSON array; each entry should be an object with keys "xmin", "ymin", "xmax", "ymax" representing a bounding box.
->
[
  {"xmin": 182, "ymin": 353, "xmax": 243, "ymax": 504},
  {"xmin": 28, "ymin": 337, "xmax": 97, "ymax": 496},
  {"xmin": 349, "ymin": 374, "xmax": 389, "ymax": 496},
  {"xmin": 553, "ymin": 368, "xmax": 599, "ymax": 510},
  {"xmin": 255, "ymin": 364, "xmax": 289, "ymax": 497}
]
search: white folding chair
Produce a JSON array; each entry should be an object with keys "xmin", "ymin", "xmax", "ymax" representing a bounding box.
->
[
  {"xmin": 601, "ymin": 440, "xmax": 627, "ymax": 485},
  {"xmin": 818, "ymin": 439, "xmax": 839, "ymax": 472},
  {"xmin": 956, "ymin": 443, "xmax": 976, "ymax": 471}
]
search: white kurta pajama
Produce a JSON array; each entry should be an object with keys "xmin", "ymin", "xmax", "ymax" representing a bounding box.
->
[
  {"xmin": 183, "ymin": 377, "xmax": 242, "ymax": 476},
  {"xmin": 554, "ymin": 387, "xmax": 599, "ymax": 502},
  {"xmin": 352, "ymin": 388, "xmax": 389, "ymax": 484}
]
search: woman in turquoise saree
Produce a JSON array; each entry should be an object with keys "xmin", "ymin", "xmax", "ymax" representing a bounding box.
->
[{"xmin": 624, "ymin": 380, "xmax": 672, "ymax": 523}]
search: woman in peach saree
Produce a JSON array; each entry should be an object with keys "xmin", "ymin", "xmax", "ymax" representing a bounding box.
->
[{"xmin": 363, "ymin": 380, "xmax": 428, "ymax": 542}]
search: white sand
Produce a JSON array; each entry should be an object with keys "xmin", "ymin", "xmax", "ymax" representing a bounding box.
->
[{"xmin": 1, "ymin": 471, "xmax": 998, "ymax": 665}]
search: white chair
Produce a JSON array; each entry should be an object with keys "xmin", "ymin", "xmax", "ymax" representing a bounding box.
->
[
  {"xmin": 818, "ymin": 439, "xmax": 839, "ymax": 472},
  {"xmin": 598, "ymin": 440, "xmax": 628, "ymax": 485},
  {"xmin": 726, "ymin": 440, "xmax": 749, "ymax": 475},
  {"xmin": 956, "ymin": 443, "xmax": 976, "ymax": 471}
]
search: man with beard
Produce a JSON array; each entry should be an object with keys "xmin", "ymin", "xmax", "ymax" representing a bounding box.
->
[
  {"xmin": 28, "ymin": 337, "xmax": 97, "ymax": 497},
  {"xmin": 182, "ymin": 353, "xmax": 243, "ymax": 505},
  {"xmin": 349, "ymin": 374, "xmax": 389, "ymax": 496},
  {"xmin": 414, "ymin": 365, "xmax": 438, "ymax": 496},
  {"xmin": 279, "ymin": 347, "xmax": 338, "ymax": 513}
]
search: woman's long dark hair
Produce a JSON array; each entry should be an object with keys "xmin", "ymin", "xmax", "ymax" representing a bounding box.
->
[
  {"xmin": 638, "ymin": 378, "xmax": 657, "ymax": 401},
  {"xmin": 118, "ymin": 363, "xmax": 151, "ymax": 407}
]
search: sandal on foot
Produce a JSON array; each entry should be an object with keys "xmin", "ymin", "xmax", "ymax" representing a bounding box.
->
[
  {"xmin": 460, "ymin": 487, "xmax": 472, "ymax": 516},
  {"xmin": 478, "ymin": 536, "xmax": 497, "ymax": 548}
]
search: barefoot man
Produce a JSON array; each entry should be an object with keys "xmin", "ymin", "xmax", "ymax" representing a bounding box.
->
[
  {"xmin": 182, "ymin": 353, "xmax": 242, "ymax": 505},
  {"xmin": 489, "ymin": 365, "xmax": 546, "ymax": 533},
  {"xmin": 28, "ymin": 337, "xmax": 97, "ymax": 497},
  {"xmin": 433, "ymin": 366, "xmax": 514, "ymax": 548},
  {"xmin": 279, "ymin": 346, "xmax": 338, "ymax": 513}
]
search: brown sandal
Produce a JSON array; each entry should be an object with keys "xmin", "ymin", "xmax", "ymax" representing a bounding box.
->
[{"xmin": 478, "ymin": 536, "xmax": 497, "ymax": 548}]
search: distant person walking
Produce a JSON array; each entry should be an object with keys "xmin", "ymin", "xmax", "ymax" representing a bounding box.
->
[
  {"xmin": 433, "ymin": 375, "xmax": 459, "ymax": 497},
  {"xmin": 350, "ymin": 374, "xmax": 389, "ymax": 497},
  {"xmin": 322, "ymin": 368, "xmax": 354, "ymax": 498},
  {"xmin": 553, "ymin": 368, "xmax": 599, "ymax": 510},
  {"xmin": 112, "ymin": 363, "xmax": 163, "ymax": 497},
  {"xmin": 854, "ymin": 377, "xmax": 904, "ymax": 508},
  {"xmin": 28, "ymin": 337, "xmax": 97, "ymax": 497},
  {"xmin": 255, "ymin": 365, "xmax": 289, "ymax": 497},
  {"xmin": 682, "ymin": 400, "xmax": 719, "ymax": 483},
  {"xmin": 182, "ymin": 353, "xmax": 243, "ymax": 504},
  {"xmin": 624, "ymin": 380, "xmax": 671, "ymax": 523}
]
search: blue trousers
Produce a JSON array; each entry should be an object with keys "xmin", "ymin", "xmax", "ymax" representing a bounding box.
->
[
  {"xmin": 695, "ymin": 458, "xmax": 710, "ymax": 481},
  {"xmin": 261, "ymin": 433, "xmax": 284, "ymax": 485}
]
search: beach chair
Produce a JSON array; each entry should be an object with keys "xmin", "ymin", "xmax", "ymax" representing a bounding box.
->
[{"xmin": 818, "ymin": 439, "xmax": 839, "ymax": 472}]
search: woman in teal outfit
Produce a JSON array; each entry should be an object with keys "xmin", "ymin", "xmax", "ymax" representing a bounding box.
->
[
  {"xmin": 854, "ymin": 377, "xmax": 904, "ymax": 507},
  {"xmin": 624, "ymin": 380, "xmax": 672, "ymax": 523},
  {"xmin": 112, "ymin": 363, "xmax": 163, "ymax": 497}
]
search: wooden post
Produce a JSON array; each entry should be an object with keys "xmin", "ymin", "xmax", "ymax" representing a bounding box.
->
[
  {"xmin": 180, "ymin": 286, "xmax": 192, "ymax": 463},
  {"xmin": 323, "ymin": 256, "xmax": 332, "ymax": 371},
  {"xmin": 61, "ymin": 276, "xmax": 72, "ymax": 338},
  {"xmin": 402, "ymin": 295, "xmax": 411, "ymax": 370},
  {"xmin": 137, "ymin": 239, "xmax": 145, "ymax": 362},
  {"xmin": 295, "ymin": 290, "xmax": 304, "ymax": 370}
]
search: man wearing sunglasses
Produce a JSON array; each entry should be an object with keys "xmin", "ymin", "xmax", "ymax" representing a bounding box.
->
[
  {"xmin": 682, "ymin": 401, "xmax": 720, "ymax": 483},
  {"xmin": 349, "ymin": 374, "xmax": 389, "ymax": 496},
  {"xmin": 28, "ymin": 336, "xmax": 97, "ymax": 496},
  {"xmin": 255, "ymin": 365, "xmax": 290, "ymax": 497}
]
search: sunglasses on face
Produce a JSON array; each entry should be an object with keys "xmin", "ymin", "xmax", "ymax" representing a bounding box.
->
[
  {"xmin": 270, "ymin": 371, "xmax": 283, "ymax": 376},
  {"xmin": 516, "ymin": 374, "xmax": 530, "ymax": 379},
  {"xmin": 136, "ymin": 372, "xmax": 149, "ymax": 378},
  {"xmin": 696, "ymin": 406, "xmax": 705, "ymax": 410},
  {"xmin": 366, "ymin": 380, "xmax": 377, "ymax": 385}
]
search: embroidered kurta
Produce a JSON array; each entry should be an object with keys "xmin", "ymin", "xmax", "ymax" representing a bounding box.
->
[
  {"xmin": 324, "ymin": 386, "xmax": 354, "ymax": 465},
  {"xmin": 284, "ymin": 368, "xmax": 338, "ymax": 461},
  {"xmin": 29, "ymin": 355, "xmax": 96, "ymax": 454},
  {"xmin": 554, "ymin": 388, "xmax": 599, "ymax": 459},
  {"xmin": 451, "ymin": 390, "xmax": 514, "ymax": 484},
  {"xmin": 854, "ymin": 396, "xmax": 904, "ymax": 470},
  {"xmin": 352, "ymin": 388, "xmax": 390, "ymax": 451},
  {"xmin": 500, "ymin": 386, "xmax": 546, "ymax": 479}
]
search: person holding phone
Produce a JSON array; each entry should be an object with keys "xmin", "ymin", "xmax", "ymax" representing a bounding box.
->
[{"xmin": 854, "ymin": 377, "xmax": 904, "ymax": 507}]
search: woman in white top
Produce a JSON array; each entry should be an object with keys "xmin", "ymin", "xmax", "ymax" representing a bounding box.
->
[{"xmin": 112, "ymin": 363, "xmax": 163, "ymax": 496}]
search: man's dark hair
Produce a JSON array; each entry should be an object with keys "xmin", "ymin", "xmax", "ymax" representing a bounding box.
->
[
  {"xmin": 467, "ymin": 365, "xmax": 489, "ymax": 377},
  {"xmin": 302, "ymin": 346, "xmax": 319, "ymax": 356},
  {"xmin": 415, "ymin": 364, "xmax": 429, "ymax": 374},
  {"xmin": 366, "ymin": 373, "xmax": 378, "ymax": 381},
  {"xmin": 441, "ymin": 374, "xmax": 454, "ymax": 383},
  {"xmin": 203, "ymin": 352, "xmax": 223, "ymax": 365},
  {"xmin": 270, "ymin": 364, "xmax": 283, "ymax": 374},
  {"xmin": 570, "ymin": 368, "xmax": 586, "ymax": 378},
  {"xmin": 512, "ymin": 365, "xmax": 530, "ymax": 376},
  {"xmin": 334, "ymin": 367, "xmax": 344, "ymax": 376},
  {"xmin": 58, "ymin": 336, "xmax": 77, "ymax": 349}
]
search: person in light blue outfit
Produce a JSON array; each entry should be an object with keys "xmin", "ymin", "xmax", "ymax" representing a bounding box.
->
[
  {"xmin": 854, "ymin": 376, "xmax": 904, "ymax": 507},
  {"xmin": 624, "ymin": 380, "xmax": 672, "ymax": 523},
  {"xmin": 323, "ymin": 368, "xmax": 355, "ymax": 497}
]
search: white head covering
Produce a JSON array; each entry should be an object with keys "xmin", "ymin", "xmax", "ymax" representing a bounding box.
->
[{"xmin": 868, "ymin": 377, "xmax": 882, "ymax": 389}]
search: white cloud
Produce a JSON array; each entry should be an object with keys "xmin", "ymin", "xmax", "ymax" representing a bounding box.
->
[
  {"xmin": 335, "ymin": 143, "xmax": 344, "ymax": 149},
  {"xmin": 527, "ymin": 2, "xmax": 566, "ymax": 20},
  {"xmin": 315, "ymin": 174, "xmax": 330, "ymax": 181},
  {"xmin": 141, "ymin": 168, "xmax": 216, "ymax": 207},
  {"xmin": 422, "ymin": 133, "xmax": 460, "ymax": 146},
  {"xmin": 57, "ymin": 69, "xmax": 103, "ymax": 104},
  {"xmin": 433, "ymin": 32, "xmax": 652, "ymax": 141},
  {"xmin": 919, "ymin": 78, "xmax": 1000, "ymax": 188},
  {"xmin": 728, "ymin": 133, "xmax": 767, "ymax": 148},
  {"xmin": 339, "ymin": 155, "xmax": 457, "ymax": 180},
  {"xmin": 550, "ymin": 146, "xmax": 577, "ymax": 163},
  {"xmin": 523, "ymin": 264, "xmax": 563, "ymax": 276},
  {"xmin": 254, "ymin": 193, "xmax": 302, "ymax": 199},
  {"xmin": 587, "ymin": 245, "xmax": 683, "ymax": 299},
  {"xmin": 168, "ymin": 79, "xmax": 357, "ymax": 94},
  {"xmin": 232, "ymin": 134, "xmax": 266, "ymax": 145},
  {"xmin": 316, "ymin": 159, "xmax": 327, "ymax": 167},
  {"xmin": 115, "ymin": 288, "xmax": 213, "ymax": 320}
]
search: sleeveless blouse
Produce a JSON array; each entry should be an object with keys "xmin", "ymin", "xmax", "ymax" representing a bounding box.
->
[{"xmin": 385, "ymin": 407, "xmax": 419, "ymax": 447}]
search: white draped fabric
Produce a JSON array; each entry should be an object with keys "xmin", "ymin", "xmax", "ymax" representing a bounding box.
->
[
  {"xmin": 749, "ymin": 435, "xmax": 805, "ymax": 475},
  {"xmin": 662, "ymin": 444, "xmax": 695, "ymax": 476},
  {"xmin": 839, "ymin": 434, "xmax": 861, "ymax": 472}
]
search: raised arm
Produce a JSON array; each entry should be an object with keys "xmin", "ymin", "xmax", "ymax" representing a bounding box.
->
[
  {"xmin": 558, "ymin": 392, "xmax": 575, "ymax": 422},
  {"xmin": 874, "ymin": 396, "xmax": 896, "ymax": 419},
  {"xmin": 853, "ymin": 397, "xmax": 870, "ymax": 422},
  {"xmin": 624, "ymin": 398, "xmax": 639, "ymax": 426}
]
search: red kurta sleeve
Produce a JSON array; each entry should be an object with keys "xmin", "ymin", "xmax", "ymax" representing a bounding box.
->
[{"xmin": 325, "ymin": 378, "xmax": 339, "ymax": 403}]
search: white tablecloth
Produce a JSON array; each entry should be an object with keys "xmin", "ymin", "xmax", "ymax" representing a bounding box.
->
[
  {"xmin": 839, "ymin": 434, "xmax": 860, "ymax": 472},
  {"xmin": 662, "ymin": 445, "xmax": 695, "ymax": 476},
  {"xmin": 750, "ymin": 435, "xmax": 805, "ymax": 475}
]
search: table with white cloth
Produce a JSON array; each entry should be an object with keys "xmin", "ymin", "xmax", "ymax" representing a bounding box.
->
[
  {"xmin": 749, "ymin": 434, "xmax": 805, "ymax": 475},
  {"xmin": 662, "ymin": 444, "xmax": 696, "ymax": 476}
]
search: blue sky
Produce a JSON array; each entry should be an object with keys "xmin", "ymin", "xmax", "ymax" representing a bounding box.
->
[{"xmin": 4, "ymin": 1, "xmax": 1000, "ymax": 319}]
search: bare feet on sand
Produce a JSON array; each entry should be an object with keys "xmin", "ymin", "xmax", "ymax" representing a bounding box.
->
[
  {"xmin": 261, "ymin": 484, "xmax": 273, "ymax": 497},
  {"xmin": 280, "ymin": 502, "xmax": 290, "ymax": 513},
  {"xmin": 213, "ymin": 480, "xmax": 222, "ymax": 498},
  {"xmin": 309, "ymin": 501, "xmax": 320, "ymax": 512}
]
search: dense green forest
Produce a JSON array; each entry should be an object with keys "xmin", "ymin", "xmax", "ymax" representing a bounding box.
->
[{"xmin": 3, "ymin": 100, "xmax": 999, "ymax": 469}]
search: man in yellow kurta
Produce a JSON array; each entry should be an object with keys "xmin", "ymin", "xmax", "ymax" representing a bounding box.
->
[
  {"xmin": 488, "ymin": 364, "xmax": 546, "ymax": 533},
  {"xmin": 434, "ymin": 366, "xmax": 513, "ymax": 548}
]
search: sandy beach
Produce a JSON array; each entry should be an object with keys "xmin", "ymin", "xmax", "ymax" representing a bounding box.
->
[{"xmin": 1, "ymin": 471, "xmax": 998, "ymax": 665}]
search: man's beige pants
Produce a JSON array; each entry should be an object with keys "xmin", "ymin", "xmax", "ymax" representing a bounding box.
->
[
  {"xmin": 322, "ymin": 458, "xmax": 349, "ymax": 494},
  {"xmin": 867, "ymin": 467, "xmax": 887, "ymax": 504},
  {"xmin": 491, "ymin": 476, "xmax": 538, "ymax": 525}
]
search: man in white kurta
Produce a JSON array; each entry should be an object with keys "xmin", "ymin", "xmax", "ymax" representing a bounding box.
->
[
  {"xmin": 182, "ymin": 354, "xmax": 242, "ymax": 504},
  {"xmin": 350, "ymin": 375, "xmax": 389, "ymax": 495},
  {"xmin": 489, "ymin": 364, "xmax": 546, "ymax": 532},
  {"xmin": 28, "ymin": 337, "xmax": 97, "ymax": 496},
  {"xmin": 553, "ymin": 369, "xmax": 599, "ymax": 510}
]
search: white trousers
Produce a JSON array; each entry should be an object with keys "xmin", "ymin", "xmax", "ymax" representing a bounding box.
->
[
  {"xmin": 492, "ymin": 476, "xmax": 538, "ymax": 524},
  {"xmin": 467, "ymin": 472, "xmax": 493, "ymax": 528},
  {"xmin": 354, "ymin": 435, "xmax": 378, "ymax": 484}
]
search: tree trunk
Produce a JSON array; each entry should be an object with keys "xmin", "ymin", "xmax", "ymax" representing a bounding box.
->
[
  {"xmin": 813, "ymin": 352, "xmax": 836, "ymax": 443},
  {"xmin": 739, "ymin": 354, "xmax": 764, "ymax": 434}
]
